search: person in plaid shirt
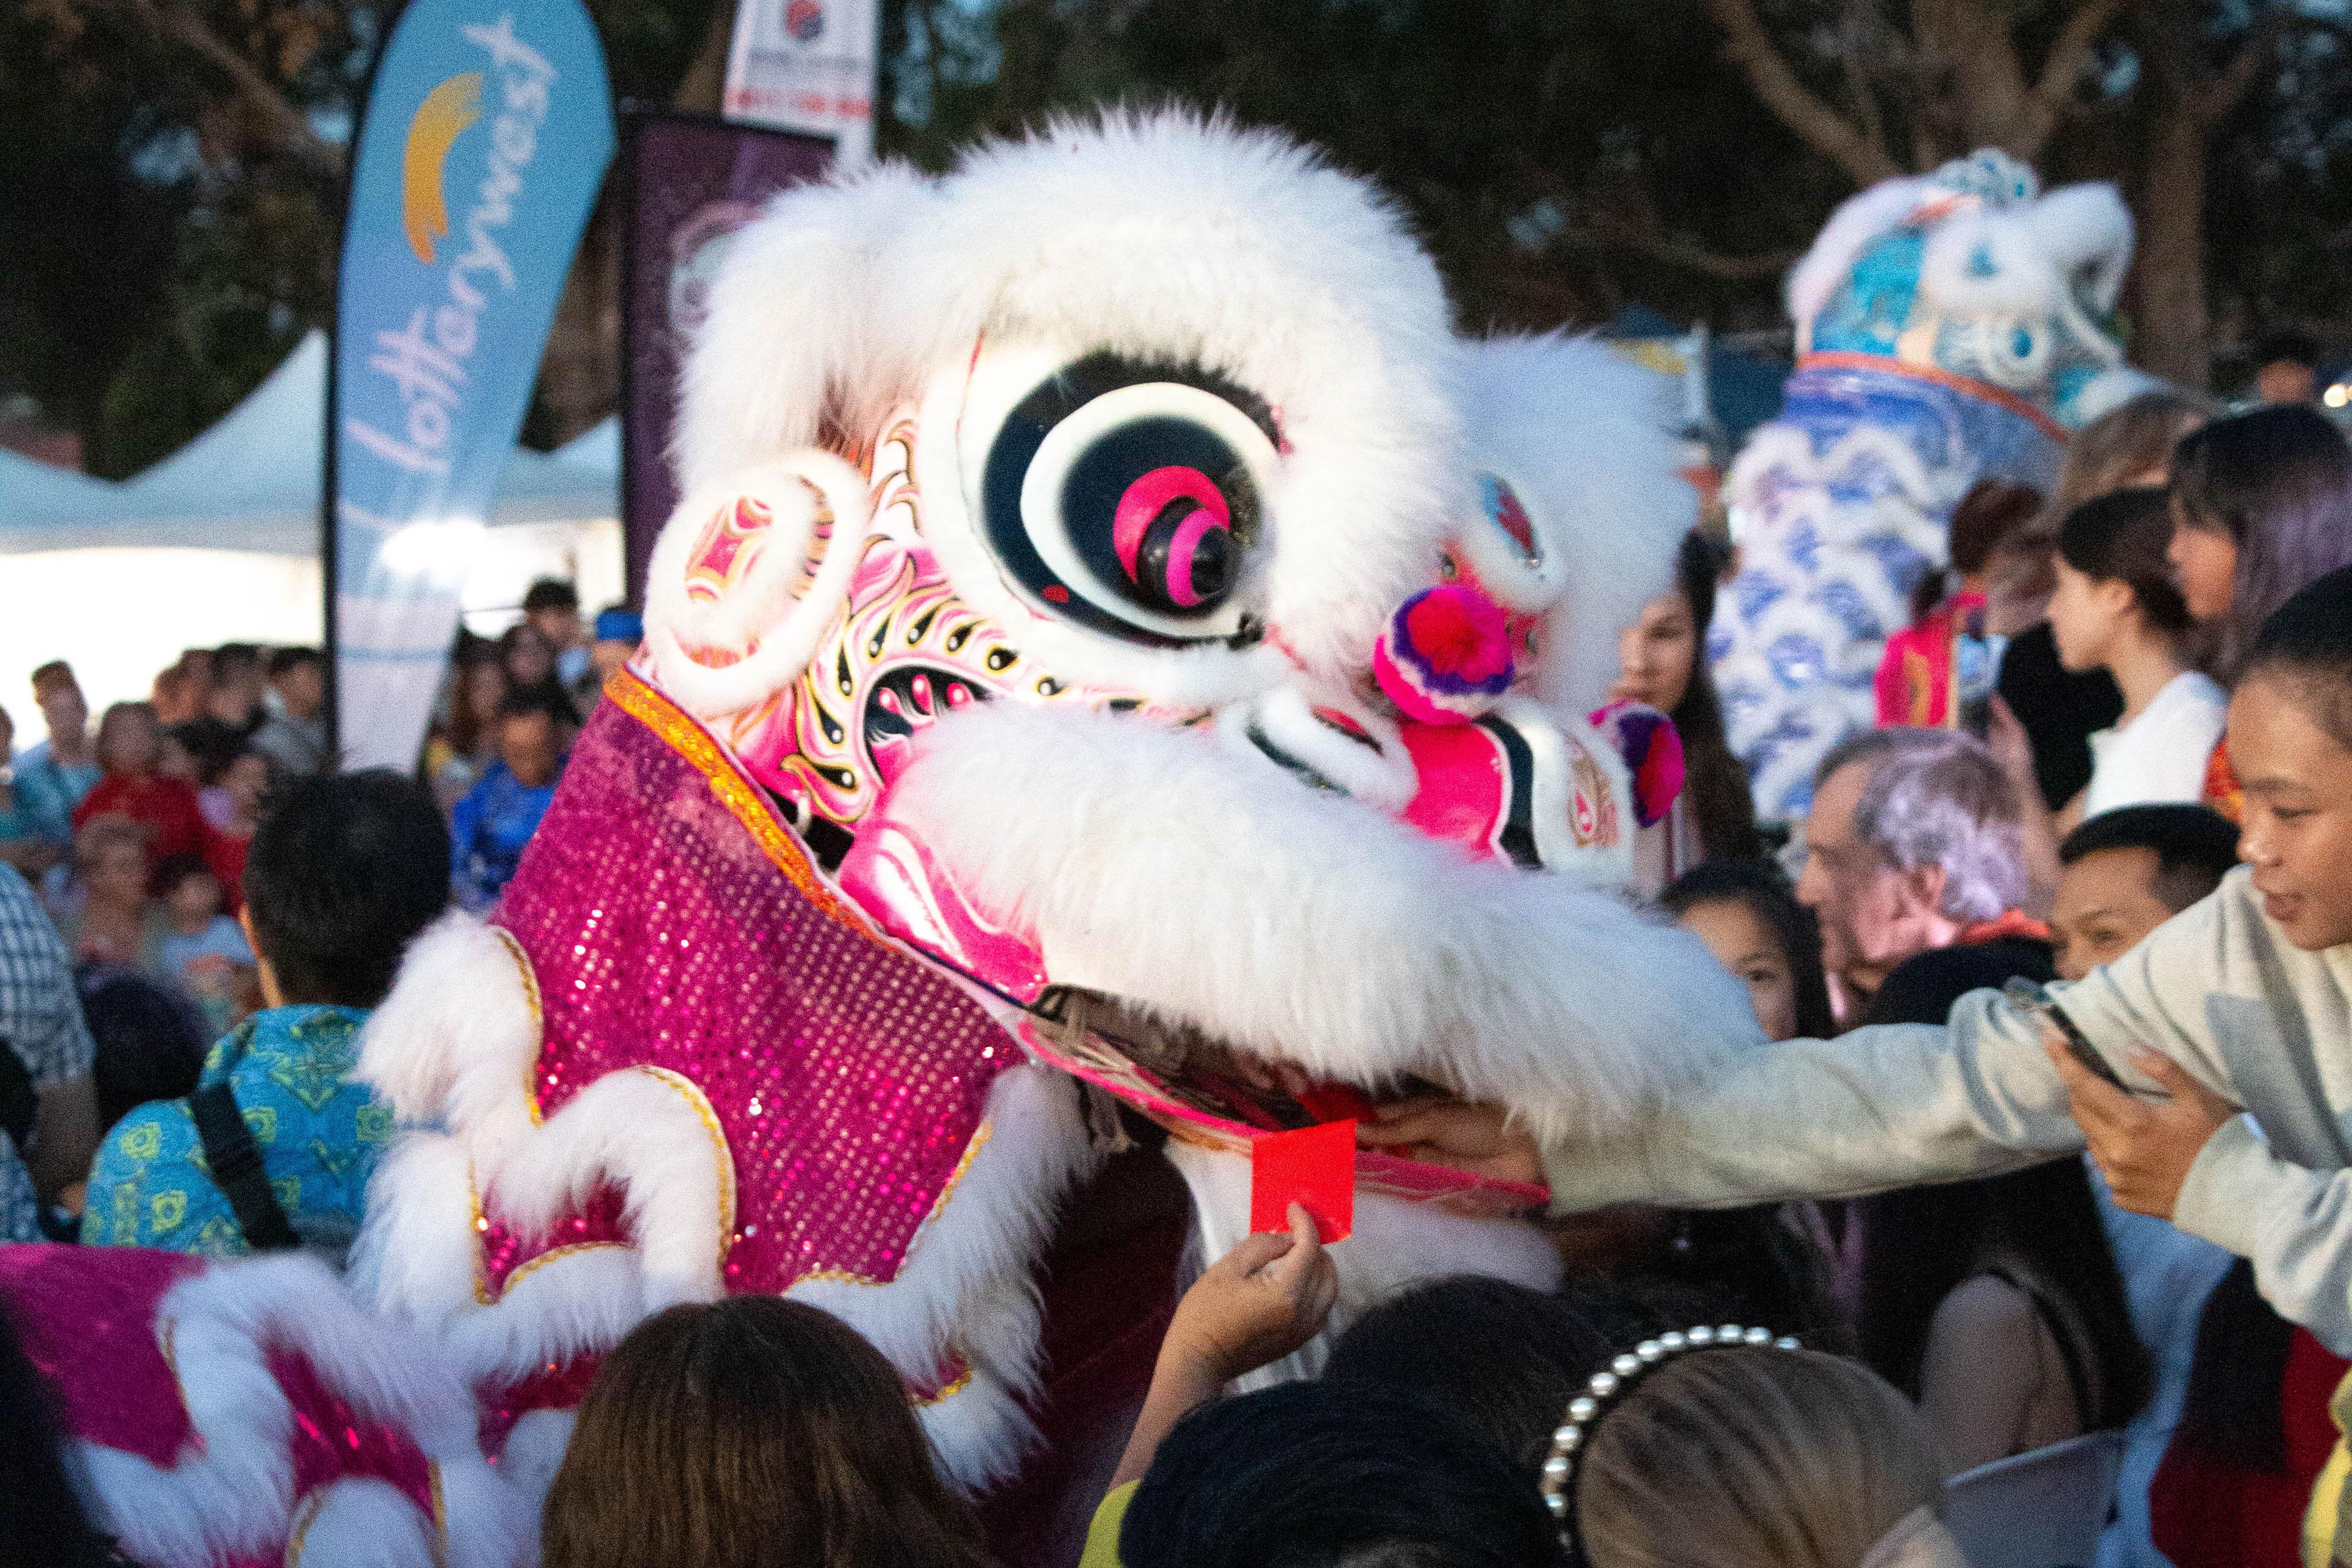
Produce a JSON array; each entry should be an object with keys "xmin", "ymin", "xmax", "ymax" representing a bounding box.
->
[{"xmin": 0, "ymin": 862, "xmax": 97, "ymax": 1240}]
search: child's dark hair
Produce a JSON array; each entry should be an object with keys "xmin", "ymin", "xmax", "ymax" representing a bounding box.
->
[
  {"xmin": 1660, "ymin": 857, "xmax": 1836, "ymax": 1041},
  {"xmin": 242, "ymin": 770, "xmax": 449, "ymax": 1008},
  {"xmin": 2170, "ymin": 1260, "xmax": 2297, "ymax": 1475},
  {"xmin": 1912, "ymin": 479, "xmax": 2044, "ymax": 623},
  {"xmin": 2172, "ymin": 406, "xmax": 2352, "ymax": 681},
  {"xmin": 2059, "ymin": 805, "xmax": 2240, "ymax": 913},
  {"xmin": 1855, "ymin": 1157, "xmax": 2150, "ymax": 1434},
  {"xmin": 1119, "ymin": 1379, "xmax": 1562, "ymax": 1568},
  {"xmin": 2058, "ymin": 487, "xmax": 2193, "ymax": 633},
  {"xmin": 2242, "ymin": 563, "xmax": 2352, "ymax": 753},
  {"xmin": 540, "ymin": 1296, "xmax": 995, "ymax": 1568},
  {"xmin": 1322, "ymin": 1276, "xmax": 1621, "ymax": 1476},
  {"xmin": 1669, "ymin": 529, "xmax": 1763, "ymax": 864},
  {"xmin": 152, "ymin": 852, "xmax": 219, "ymax": 903},
  {"xmin": 78, "ymin": 966, "xmax": 210, "ymax": 1132}
]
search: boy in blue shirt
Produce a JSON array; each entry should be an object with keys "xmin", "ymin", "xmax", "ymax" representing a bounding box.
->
[{"xmin": 84, "ymin": 770, "xmax": 449, "ymax": 1265}]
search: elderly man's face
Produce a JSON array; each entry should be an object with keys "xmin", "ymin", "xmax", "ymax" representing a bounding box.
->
[{"xmin": 1795, "ymin": 760, "xmax": 1953, "ymax": 990}]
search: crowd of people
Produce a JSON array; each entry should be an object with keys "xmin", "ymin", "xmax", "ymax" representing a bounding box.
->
[{"xmin": 3, "ymin": 389, "xmax": 2352, "ymax": 1567}]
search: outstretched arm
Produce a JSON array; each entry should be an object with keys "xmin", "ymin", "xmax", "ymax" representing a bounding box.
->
[{"xmin": 1110, "ymin": 1202, "xmax": 1338, "ymax": 1488}]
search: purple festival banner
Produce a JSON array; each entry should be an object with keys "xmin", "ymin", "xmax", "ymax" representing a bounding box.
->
[{"xmin": 619, "ymin": 111, "xmax": 834, "ymax": 603}]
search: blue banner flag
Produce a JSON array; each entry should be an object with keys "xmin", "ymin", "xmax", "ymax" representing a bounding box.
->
[{"xmin": 331, "ymin": 1, "xmax": 613, "ymax": 769}]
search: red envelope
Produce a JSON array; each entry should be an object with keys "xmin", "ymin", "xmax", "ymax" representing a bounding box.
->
[{"xmin": 1250, "ymin": 1119, "xmax": 1356, "ymax": 1243}]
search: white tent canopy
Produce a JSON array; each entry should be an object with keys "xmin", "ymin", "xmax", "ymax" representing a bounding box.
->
[{"xmin": 0, "ymin": 333, "xmax": 624, "ymax": 718}]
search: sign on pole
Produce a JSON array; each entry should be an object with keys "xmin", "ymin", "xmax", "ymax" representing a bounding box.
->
[{"xmin": 721, "ymin": 0, "xmax": 877, "ymax": 164}]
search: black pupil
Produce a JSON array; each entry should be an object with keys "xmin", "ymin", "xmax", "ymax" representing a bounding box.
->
[{"xmin": 979, "ymin": 355, "xmax": 1272, "ymax": 647}]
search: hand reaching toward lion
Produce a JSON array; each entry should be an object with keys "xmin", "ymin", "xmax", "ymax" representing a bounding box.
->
[{"xmin": 1355, "ymin": 1097, "xmax": 1544, "ymax": 1187}]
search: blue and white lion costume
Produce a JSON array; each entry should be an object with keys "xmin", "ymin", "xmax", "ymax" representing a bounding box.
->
[{"xmin": 1712, "ymin": 150, "xmax": 2149, "ymax": 819}]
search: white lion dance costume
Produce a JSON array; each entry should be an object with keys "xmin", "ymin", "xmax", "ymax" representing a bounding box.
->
[
  {"xmin": 6, "ymin": 114, "xmax": 1758, "ymax": 1567},
  {"xmin": 1711, "ymin": 150, "xmax": 2146, "ymax": 819}
]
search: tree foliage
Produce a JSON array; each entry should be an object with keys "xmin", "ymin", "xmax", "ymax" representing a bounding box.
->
[{"xmin": 1, "ymin": 0, "xmax": 2342, "ymax": 479}]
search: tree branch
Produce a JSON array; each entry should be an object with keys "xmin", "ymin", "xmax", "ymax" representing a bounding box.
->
[
  {"xmin": 120, "ymin": 0, "xmax": 338, "ymax": 174},
  {"xmin": 2010, "ymin": 0, "xmax": 2135, "ymax": 156},
  {"xmin": 1704, "ymin": 0, "xmax": 1902, "ymax": 188}
]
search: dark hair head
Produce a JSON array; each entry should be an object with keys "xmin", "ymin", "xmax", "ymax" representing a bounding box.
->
[
  {"xmin": 1660, "ymin": 858, "xmax": 1836, "ymax": 1041},
  {"xmin": 2251, "ymin": 330, "xmax": 2322, "ymax": 371},
  {"xmin": 2059, "ymin": 805, "xmax": 2240, "ymax": 913},
  {"xmin": 498, "ymin": 693, "xmax": 569, "ymax": 727},
  {"xmin": 28, "ymin": 661, "xmax": 77, "ymax": 698},
  {"xmin": 523, "ymin": 578, "xmax": 581, "ymax": 616},
  {"xmin": 77, "ymin": 965, "xmax": 210, "ymax": 1131},
  {"xmin": 1854, "ymin": 1158, "xmax": 2150, "ymax": 1433},
  {"xmin": 1914, "ymin": 480, "xmax": 2046, "ymax": 623},
  {"xmin": 152, "ymin": 852, "xmax": 219, "ymax": 901},
  {"xmin": 2171, "ymin": 406, "xmax": 2352, "ymax": 681},
  {"xmin": 210, "ymin": 643, "xmax": 262, "ymax": 678},
  {"xmin": 266, "ymin": 646, "xmax": 323, "ymax": 680},
  {"xmin": 2241, "ymin": 564, "xmax": 2352, "ymax": 754},
  {"xmin": 1948, "ymin": 480, "xmax": 2045, "ymax": 579},
  {"xmin": 1666, "ymin": 529, "xmax": 1762, "ymax": 863},
  {"xmin": 541, "ymin": 1297, "xmax": 993, "ymax": 1568},
  {"xmin": 1323, "ymin": 1277, "xmax": 1620, "ymax": 1475},
  {"xmin": 1120, "ymin": 1380, "xmax": 1562, "ymax": 1568},
  {"xmin": 2058, "ymin": 486, "xmax": 2193, "ymax": 633},
  {"xmin": 2172, "ymin": 1260, "xmax": 2297, "ymax": 1476},
  {"xmin": 242, "ymin": 770, "xmax": 449, "ymax": 1008}
]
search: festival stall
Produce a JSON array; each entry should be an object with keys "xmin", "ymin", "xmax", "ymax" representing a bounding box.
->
[{"xmin": 0, "ymin": 334, "xmax": 622, "ymax": 714}]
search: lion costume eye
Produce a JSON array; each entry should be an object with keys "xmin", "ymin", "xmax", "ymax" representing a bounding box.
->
[{"xmin": 965, "ymin": 350, "xmax": 1280, "ymax": 644}]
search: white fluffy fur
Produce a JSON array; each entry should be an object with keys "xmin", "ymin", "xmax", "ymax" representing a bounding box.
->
[
  {"xmin": 1212, "ymin": 681, "xmax": 1418, "ymax": 810},
  {"xmin": 288, "ymin": 1479, "xmax": 436, "ymax": 1568},
  {"xmin": 643, "ymin": 452, "xmax": 878, "ymax": 721},
  {"xmin": 1458, "ymin": 333, "xmax": 1696, "ymax": 718},
  {"xmin": 352, "ymin": 913, "xmax": 1099, "ymax": 1492},
  {"xmin": 675, "ymin": 109, "xmax": 1470, "ymax": 683},
  {"xmin": 78, "ymin": 1253, "xmax": 523, "ymax": 1568},
  {"xmin": 1918, "ymin": 186, "xmax": 2130, "ymax": 369},
  {"xmin": 1164, "ymin": 1141, "xmax": 1560, "ymax": 1392},
  {"xmin": 890, "ymin": 702, "xmax": 1761, "ymax": 1145}
]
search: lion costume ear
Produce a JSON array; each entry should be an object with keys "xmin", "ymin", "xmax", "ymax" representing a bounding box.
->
[
  {"xmin": 671, "ymin": 162, "xmax": 940, "ymax": 496},
  {"xmin": 642, "ymin": 453, "xmax": 872, "ymax": 720}
]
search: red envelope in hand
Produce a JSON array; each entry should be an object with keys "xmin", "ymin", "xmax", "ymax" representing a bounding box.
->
[{"xmin": 1250, "ymin": 1119, "xmax": 1356, "ymax": 1243}]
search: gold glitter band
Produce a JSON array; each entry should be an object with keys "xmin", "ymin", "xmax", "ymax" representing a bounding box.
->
[
  {"xmin": 498, "ymin": 1240, "xmax": 629, "ymax": 1294},
  {"xmin": 604, "ymin": 669, "xmax": 887, "ymax": 944},
  {"xmin": 487, "ymin": 925, "xmax": 547, "ymax": 1128},
  {"xmin": 917, "ymin": 1364, "xmax": 975, "ymax": 1406}
]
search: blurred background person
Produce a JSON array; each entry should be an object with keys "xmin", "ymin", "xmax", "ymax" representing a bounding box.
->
[
  {"xmin": 500, "ymin": 621, "xmax": 582, "ymax": 731},
  {"xmin": 2167, "ymin": 404, "xmax": 2352, "ymax": 818},
  {"xmin": 73, "ymin": 701, "xmax": 206, "ymax": 881},
  {"xmin": 2046, "ymin": 803, "xmax": 2242, "ymax": 1568},
  {"xmin": 0, "ymin": 707, "xmax": 66, "ymax": 879},
  {"xmin": 1997, "ymin": 391, "xmax": 2211, "ymax": 818},
  {"xmin": 56, "ymin": 818, "xmax": 166, "ymax": 976},
  {"xmin": 1876, "ymin": 478, "xmax": 2043, "ymax": 730},
  {"xmin": 450, "ymin": 699, "xmax": 567, "ymax": 913},
  {"xmin": 523, "ymin": 578, "xmax": 591, "ymax": 691},
  {"xmin": 250, "ymin": 647, "xmax": 328, "ymax": 778},
  {"xmin": 2046, "ymin": 488, "xmax": 2222, "ymax": 817},
  {"xmin": 424, "ymin": 648, "xmax": 511, "ymax": 816},
  {"xmin": 2248, "ymin": 329, "xmax": 2323, "ymax": 406},
  {"xmin": 13, "ymin": 663, "xmax": 99, "ymax": 832},
  {"xmin": 1609, "ymin": 527, "xmax": 1760, "ymax": 891}
]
